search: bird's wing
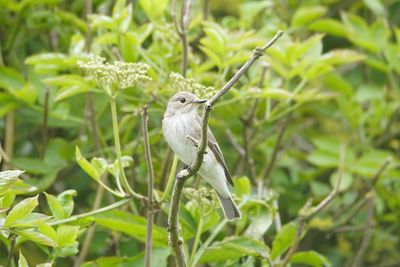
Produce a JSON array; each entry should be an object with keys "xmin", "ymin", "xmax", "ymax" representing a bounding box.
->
[{"xmin": 193, "ymin": 115, "xmax": 234, "ymax": 186}]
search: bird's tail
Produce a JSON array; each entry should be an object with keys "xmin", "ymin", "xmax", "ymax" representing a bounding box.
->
[{"xmin": 216, "ymin": 192, "xmax": 241, "ymax": 220}]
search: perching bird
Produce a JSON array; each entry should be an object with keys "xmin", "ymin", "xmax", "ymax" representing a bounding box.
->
[{"xmin": 162, "ymin": 91, "xmax": 241, "ymax": 220}]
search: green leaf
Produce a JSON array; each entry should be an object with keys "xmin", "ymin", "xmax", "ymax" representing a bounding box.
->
[
  {"xmin": 45, "ymin": 193, "xmax": 66, "ymax": 219},
  {"xmin": 0, "ymin": 170, "xmax": 24, "ymax": 195},
  {"xmin": 94, "ymin": 210, "xmax": 168, "ymax": 246},
  {"xmin": 18, "ymin": 251, "xmax": 29, "ymax": 267},
  {"xmin": 10, "ymin": 213, "xmax": 51, "ymax": 228},
  {"xmin": 12, "ymin": 158, "xmax": 52, "ymax": 174},
  {"xmin": 309, "ymin": 19, "xmax": 347, "ymax": 37},
  {"xmin": 291, "ymin": 251, "xmax": 332, "ymax": 267},
  {"xmin": 330, "ymin": 171, "xmax": 353, "ymax": 192},
  {"xmin": 234, "ymin": 176, "xmax": 251, "ymax": 197},
  {"xmin": 57, "ymin": 225, "xmax": 79, "ymax": 247},
  {"xmin": 76, "ymin": 146, "xmax": 100, "ymax": 181},
  {"xmin": 271, "ymin": 221, "xmax": 298, "ymax": 260},
  {"xmin": 38, "ymin": 223, "xmax": 58, "ymax": 244},
  {"xmin": 261, "ymin": 89, "xmax": 294, "ymax": 100},
  {"xmin": 363, "ymin": 0, "xmax": 386, "ymax": 17},
  {"xmin": 139, "ymin": 0, "xmax": 168, "ymax": 21},
  {"xmin": 244, "ymin": 210, "xmax": 273, "ymax": 239},
  {"xmin": 4, "ymin": 195, "xmax": 39, "ymax": 227},
  {"xmin": 81, "ymin": 247, "xmax": 170, "ymax": 267},
  {"xmin": 0, "ymin": 66, "xmax": 25, "ymax": 91},
  {"xmin": 292, "ymin": 6, "xmax": 327, "ymax": 27},
  {"xmin": 15, "ymin": 228, "xmax": 58, "ymax": 247},
  {"xmin": 200, "ymin": 236, "xmax": 270, "ymax": 263},
  {"xmin": 57, "ymin": 190, "xmax": 77, "ymax": 217}
]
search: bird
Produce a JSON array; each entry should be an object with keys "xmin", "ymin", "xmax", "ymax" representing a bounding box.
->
[{"xmin": 162, "ymin": 91, "xmax": 241, "ymax": 220}]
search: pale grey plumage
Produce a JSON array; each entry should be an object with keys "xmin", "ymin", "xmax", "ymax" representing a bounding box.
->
[{"xmin": 162, "ymin": 91, "xmax": 241, "ymax": 220}]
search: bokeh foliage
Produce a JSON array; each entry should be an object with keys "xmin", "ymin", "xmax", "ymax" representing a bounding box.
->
[{"xmin": 0, "ymin": 0, "xmax": 399, "ymax": 266}]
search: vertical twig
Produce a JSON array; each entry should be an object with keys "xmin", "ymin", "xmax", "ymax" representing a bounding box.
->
[
  {"xmin": 241, "ymin": 63, "xmax": 268, "ymax": 181},
  {"xmin": 203, "ymin": 0, "xmax": 210, "ymax": 20},
  {"xmin": 41, "ymin": 87, "xmax": 49, "ymax": 159},
  {"xmin": 350, "ymin": 193, "xmax": 375, "ymax": 267},
  {"xmin": 281, "ymin": 144, "xmax": 346, "ymax": 267},
  {"xmin": 262, "ymin": 111, "xmax": 292, "ymax": 185},
  {"xmin": 141, "ymin": 106, "xmax": 155, "ymax": 267},
  {"xmin": 168, "ymin": 31, "xmax": 284, "ymax": 267},
  {"xmin": 172, "ymin": 0, "xmax": 192, "ymax": 77}
]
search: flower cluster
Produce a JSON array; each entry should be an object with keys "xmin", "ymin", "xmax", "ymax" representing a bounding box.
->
[
  {"xmin": 169, "ymin": 72, "xmax": 216, "ymax": 99},
  {"xmin": 183, "ymin": 187, "xmax": 218, "ymax": 215},
  {"xmin": 78, "ymin": 55, "xmax": 151, "ymax": 95}
]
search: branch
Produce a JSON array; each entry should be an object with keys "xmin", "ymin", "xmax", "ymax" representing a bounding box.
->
[
  {"xmin": 168, "ymin": 31, "xmax": 284, "ymax": 267},
  {"xmin": 141, "ymin": 106, "xmax": 155, "ymax": 267},
  {"xmin": 262, "ymin": 110, "xmax": 292, "ymax": 185},
  {"xmin": 351, "ymin": 193, "xmax": 375, "ymax": 267},
  {"xmin": 172, "ymin": 0, "xmax": 192, "ymax": 77},
  {"xmin": 280, "ymin": 144, "xmax": 345, "ymax": 267}
]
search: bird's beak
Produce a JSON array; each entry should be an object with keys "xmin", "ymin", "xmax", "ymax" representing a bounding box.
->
[{"xmin": 192, "ymin": 99, "xmax": 207, "ymax": 104}]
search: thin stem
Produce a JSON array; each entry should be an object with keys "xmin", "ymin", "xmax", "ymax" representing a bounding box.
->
[
  {"xmin": 49, "ymin": 198, "xmax": 132, "ymax": 226},
  {"xmin": 167, "ymin": 31, "xmax": 284, "ymax": 267},
  {"xmin": 110, "ymin": 98, "xmax": 145, "ymax": 200},
  {"xmin": 161, "ymin": 154, "xmax": 179, "ymax": 202},
  {"xmin": 188, "ymin": 216, "xmax": 204, "ymax": 267},
  {"xmin": 141, "ymin": 106, "xmax": 155, "ymax": 267}
]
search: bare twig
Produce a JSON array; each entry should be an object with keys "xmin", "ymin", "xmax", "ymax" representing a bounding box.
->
[
  {"xmin": 225, "ymin": 129, "xmax": 245, "ymax": 156},
  {"xmin": 172, "ymin": 0, "xmax": 192, "ymax": 77},
  {"xmin": 350, "ymin": 193, "xmax": 375, "ymax": 267},
  {"xmin": 141, "ymin": 106, "xmax": 155, "ymax": 267},
  {"xmin": 6, "ymin": 234, "xmax": 15, "ymax": 267},
  {"xmin": 168, "ymin": 31, "xmax": 284, "ymax": 267},
  {"xmin": 369, "ymin": 157, "xmax": 391, "ymax": 188},
  {"xmin": 280, "ymin": 144, "xmax": 345, "ymax": 267},
  {"xmin": 262, "ymin": 111, "xmax": 292, "ymax": 185},
  {"xmin": 241, "ymin": 64, "xmax": 268, "ymax": 180}
]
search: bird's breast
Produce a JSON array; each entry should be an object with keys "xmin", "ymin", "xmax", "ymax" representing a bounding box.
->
[{"xmin": 162, "ymin": 114, "xmax": 197, "ymax": 165}]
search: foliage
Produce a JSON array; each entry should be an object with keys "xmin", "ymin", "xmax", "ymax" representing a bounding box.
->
[{"xmin": 0, "ymin": 0, "xmax": 399, "ymax": 266}]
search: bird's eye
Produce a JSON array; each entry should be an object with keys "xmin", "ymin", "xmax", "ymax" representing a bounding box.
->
[{"xmin": 180, "ymin": 97, "xmax": 186, "ymax": 103}]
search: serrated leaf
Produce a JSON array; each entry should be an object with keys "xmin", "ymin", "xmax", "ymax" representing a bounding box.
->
[
  {"xmin": 271, "ymin": 221, "xmax": 298, "ymax": 259},
  {"xmin": 11, "ymin": 213, "xmax": 51, "ymax": 228},
  {"xmin": 4, "ymin": 195, "xmax": 39, "ymax": 227}
]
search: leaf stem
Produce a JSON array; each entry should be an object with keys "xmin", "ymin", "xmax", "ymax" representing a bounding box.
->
[
  {"xmin": 49, "ymin": 197, "xmax": 132, "ymax": 226},
  {"xmin": 188, "ymin": 216, "xmax": 204, "ymax": 267},
  {"xmin": 109, "ymin": 97, "xmax": 145, "ymax": 200},
  {"xmin": 161, "ymin": 154, "xmax": 179, "ymax": 202}
]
